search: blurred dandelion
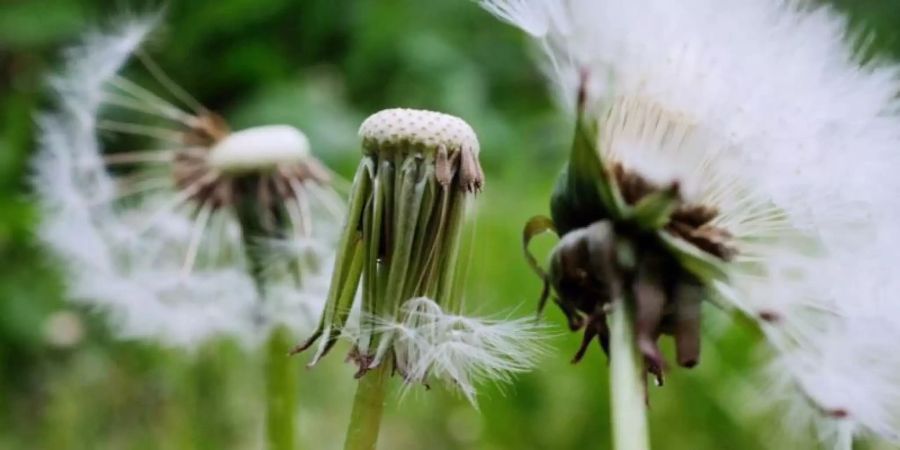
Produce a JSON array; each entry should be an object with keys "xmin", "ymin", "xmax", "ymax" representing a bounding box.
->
[
  {"xmin": 295, "ymin": 108, "xmax": 546, "ymax": 449},
  {"xmin": 34, "ymin": 15, "xmax": 343, "ymax": 450},
  {"xmin": 483, "ymin": 0, "xmax": 900, "ymax": 449}
]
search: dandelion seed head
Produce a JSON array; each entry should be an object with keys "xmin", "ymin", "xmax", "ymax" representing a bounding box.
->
[
  {"xmin": 484, "ymin": 0, "xmax": 900, "ymax": 445},
  {"xmin": 34, "ymin": 16, "xmax": 339, "ymax": 350}
]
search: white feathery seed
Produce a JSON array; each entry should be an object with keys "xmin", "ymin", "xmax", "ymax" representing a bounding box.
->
[
  {"xmin": 482, "ymin": 0, "xmax": 900, "ymax": 447},
  {"xmin": 34, "ymin": 17, "xmax": 338, "ymax": 349},
  {"xmin": 372, "ymin": 297, "xmax": 547, "ymax": 405}
]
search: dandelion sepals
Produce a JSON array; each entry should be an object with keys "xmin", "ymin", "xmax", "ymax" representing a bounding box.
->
[
  {"xmin": 630, "ymin": 184, "xmax": 680, "ymax": 231},
  {"xmin": 657, "ymin": 231, "xmax": 728, "ymax": 283},
  {"xmin": 576, "ymin": 119, "xmax": 628, "ymax": 221},
  {"xmin": 522, "ymin": 215, "xmax": 556, "ymax": 316},
  {"xmin": 296, "ymin": 160, "xmax": 372, "ymax": 359},
  {"xmin": 359, "ymin": 158, "xmax": 389, "ymax": 357},
  {"xmin": 552, "ymin": 112, "xmax": 626, "ymax": 236},
  {"xmin": 369, "ymin": 156, "xmax": 429, "ymax": 369},
  {"xmin": 405, "ymin": 172, "xmax": 439, "ymax": 296},
  {"xmin": 311, "ymin": 236, "xmax": 366, "ymax": 365},
  {"xmin": 434, "ymin": 188, "xmax": 467, "ymax": 313}
]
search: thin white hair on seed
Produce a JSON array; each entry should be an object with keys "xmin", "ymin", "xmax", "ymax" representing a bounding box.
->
[
  {"xmin": 482, "ymin": 0, "xmax": 900, "ymax": 446},
  {"xmin": 478, "ymin": 0, "xmax": 553, "ymax": 37},
  {"xmin": 375, "ymin": 297, "xmax": 548, "ymax": 406}
]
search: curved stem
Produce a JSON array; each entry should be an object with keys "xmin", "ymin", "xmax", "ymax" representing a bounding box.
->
[
  {"xmin": 609, "ymin": 296, "xmax": 650, "ymax": 450},
  {"xmin": 266, "ymin": 326, "xmax": 297, "ymax": 450},
  {"xmin": 343, "ymin": 364, "xmax": 390, "ymax": 450}
]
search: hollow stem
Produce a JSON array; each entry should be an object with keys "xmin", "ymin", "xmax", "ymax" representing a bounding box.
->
[
  {"xmin": 342, "ymin": 364, "xmax": 390, "ymax": 450},
  {"xmin": 233, "ymin": 175, "xmax": 302, "ymax": 450},
  {"xmin": 608, "ymin": 295, "xmax": 650, "ymax": 450},
  {"xmin": 266, "ymin": 326, "xmax": 297, "ymax": 450}
]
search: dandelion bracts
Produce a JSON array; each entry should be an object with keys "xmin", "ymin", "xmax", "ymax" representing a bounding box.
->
[
  {"xmin": 34, "ymin": 16, "xmax": 342, "ymax": 450},
  {"xmin": 483, "ymin": 0, "xmax": 900, "ymax": 448},
  {"xmin": 296, "ymin": 108, "xmax": 544, "ymax": 450}
]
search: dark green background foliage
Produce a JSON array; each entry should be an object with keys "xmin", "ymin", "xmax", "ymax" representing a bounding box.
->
[{"xmin": 0, "ymin": 1, "xmax": 896, "ymax": 449}]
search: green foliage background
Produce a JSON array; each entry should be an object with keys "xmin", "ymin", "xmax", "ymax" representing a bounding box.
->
[{"xmin": 0, "ymin": 1, "xmax": 898, "ymax": 449}]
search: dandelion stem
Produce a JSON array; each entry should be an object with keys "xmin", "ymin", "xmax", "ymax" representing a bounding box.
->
[
  {"xmin": 233, "ymin": 175, "xmax": 301, "ymax": 450},
  {"xmin": 609, "ymin": 294, "xmax": 650, "ymax": 450},
  {"xmin": 266, "ymin": 326, "xmax": 297, "ymax": 450},
  {"xmin": 343, "ymin": 363, "xmax": 390, "ymax": 450}
]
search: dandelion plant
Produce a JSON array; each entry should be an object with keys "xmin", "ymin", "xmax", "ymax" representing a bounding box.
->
[
  {"xmin": 296, "ymin": 108, "xmax": 545, "ymax": 450},
  {"xmin": 33, "ymin": 16, "xmax": 343, "ymax": 450},
  {"xmin": 483, "ymin": 0, "xmax": 900, "ymax": 448}
]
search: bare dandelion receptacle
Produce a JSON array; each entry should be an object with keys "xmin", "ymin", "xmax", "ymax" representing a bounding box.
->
[{"xmin": 298, "ymin": 108, "xmax": 544, "ymax": 450}]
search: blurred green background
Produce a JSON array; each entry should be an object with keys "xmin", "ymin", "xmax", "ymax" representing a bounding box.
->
[{"xmin": 2, "ymin": 1, "xmax": 899, "ymax": 449}]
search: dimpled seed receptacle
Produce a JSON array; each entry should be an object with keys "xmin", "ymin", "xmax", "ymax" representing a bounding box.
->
[{"xmin": 359, "ymin": 108, "xmax": 479, "ymax": 157}]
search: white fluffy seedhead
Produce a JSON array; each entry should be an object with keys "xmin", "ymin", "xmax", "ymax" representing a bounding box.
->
[
  {"xmin": 34, "ymin": 16, "xmax": 338, "ymax": 349},
  {"xmin": 374, "ymin": 297, "xmax": 547, "ymax": 405},
  {"xmin": 483, "ymin": 0, "xmax": 900, "ymax": 446}
]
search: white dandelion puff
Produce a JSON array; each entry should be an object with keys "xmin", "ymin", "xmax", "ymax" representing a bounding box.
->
[
  {"xmin": 483, "ymin": 0, "xmax": 900, "ymax": 447},
  {"xmin": 34, "ymin": 16, "xmax": 342, "ymax": 349}
]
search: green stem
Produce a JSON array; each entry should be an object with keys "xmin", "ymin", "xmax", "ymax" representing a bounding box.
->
[
  {"xmin": 266, "ymin": 326, "xmax": 297, "ymax": 450},
  {"xmin": 343, "ymin": 364, "xmax": 390, "ymax": 450},
  {"xmin": 609, "ymin": 296, "xmax": 650, "ymax": 450}
]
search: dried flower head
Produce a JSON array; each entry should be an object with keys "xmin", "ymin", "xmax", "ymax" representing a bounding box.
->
[
  {"xmin": 296, "ymin": 108, "xmax": 543, "ymax": 402},
  {"xmin": 485, "ymin": 0, "xmax": 900, "ymax": 446},
  {"xmin": 34, "ymin": 16, "xmax": 341, "ymax": 348}
]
